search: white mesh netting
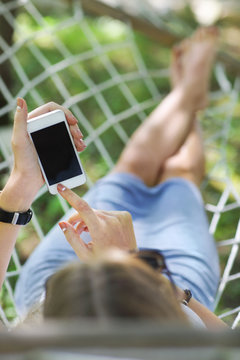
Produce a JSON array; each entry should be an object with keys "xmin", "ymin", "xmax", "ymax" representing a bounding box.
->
[{"xmin": 0, "ymin": 0, "xmax": 240, "ymax": 329}]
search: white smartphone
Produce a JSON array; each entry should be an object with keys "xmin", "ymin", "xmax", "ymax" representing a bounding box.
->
[{"xmin": 27, "ymin": 109, "xmax": 86, "ymax": 195}]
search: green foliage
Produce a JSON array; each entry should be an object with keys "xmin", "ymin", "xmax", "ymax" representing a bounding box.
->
[
  {"xmin": 32, "ymin": 193, "xmax": 65, "ymax": 235},
  {"xmin": 0, "ymin": 257, "xmax": 19, "ymax": 322},
  {"xmin": 2, "ymin": 3, "xmax": 240, "ymax": 324}
]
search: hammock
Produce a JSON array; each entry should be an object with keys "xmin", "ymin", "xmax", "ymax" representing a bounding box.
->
[{"xmin": 0, "ymin": 0, "xmax": 240, "ymax": 329}]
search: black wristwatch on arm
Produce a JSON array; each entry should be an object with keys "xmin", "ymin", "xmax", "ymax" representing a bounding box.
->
[{"xmin": 0, "ymin": 207, "xmax": 33, "ymax": 225}]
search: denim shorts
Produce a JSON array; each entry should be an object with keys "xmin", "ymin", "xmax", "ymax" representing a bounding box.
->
[{"xmin": 15, "ymin": 173, "xmax": 220, "ymax": 316}]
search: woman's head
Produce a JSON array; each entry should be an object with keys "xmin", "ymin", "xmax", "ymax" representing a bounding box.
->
[{"xmin": 43, "ymin": 249, "xmax": 187, "ymax": 323}]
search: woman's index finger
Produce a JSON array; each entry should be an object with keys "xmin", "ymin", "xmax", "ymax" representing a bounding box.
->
[{"xmin": 57, "ymin": 185, "xmax": 98, "ymax": 228}]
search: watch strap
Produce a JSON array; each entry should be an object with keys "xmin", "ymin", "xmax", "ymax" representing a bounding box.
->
[
  {"xmin": 0, "ymin": 207, "xmax": 33, "ymax": 225},
  {"xmin": 182, "ymin": 289, "xmax": 192, "ymax": 306}
]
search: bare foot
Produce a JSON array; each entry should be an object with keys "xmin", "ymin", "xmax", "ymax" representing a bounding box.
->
[{"xmin": 170, "ymin": 27, "xmax": 218, "ymax": 110}]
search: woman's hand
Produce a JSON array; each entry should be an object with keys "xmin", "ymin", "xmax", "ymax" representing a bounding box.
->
[
  {"xmin": 57, "ymin": 184, "xmax": 137, "ymax": 261},
  {"xmin": 13, "ymin": 98, "xmax": 85, "ymax": 184},
  {"xmin": 11, "ymin": 98, "xmax": 44, "ymax": 196},
  {"xmin": 0, "ymin": 99, "xmax": 86, "ymax": 212},
  {"xmin": 28, "ymin": 101, "xmax": 85, "ymax": 153}
]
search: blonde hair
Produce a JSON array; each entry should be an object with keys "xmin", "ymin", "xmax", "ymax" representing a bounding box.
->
[{"xmin": 43, "ymin": 250, "xmax": 188, "ymax": 324}]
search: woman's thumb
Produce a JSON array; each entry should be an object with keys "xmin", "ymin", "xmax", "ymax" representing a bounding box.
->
[{"xmin": 13, "ymin": 98, "xmax": 28, "ymax": 133}]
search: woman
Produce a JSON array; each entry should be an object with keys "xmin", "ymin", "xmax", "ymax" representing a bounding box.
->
[
  {"xmin": 43, "ymin": 249, "xmax": 189, "ymax": 323},
  {"xmin": 0, "ymin": 27, "xmax": 227, "ymax": 328}
]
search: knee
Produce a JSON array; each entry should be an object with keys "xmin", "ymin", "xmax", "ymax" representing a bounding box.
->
[
  {"xmin": 172, "ymin": 158, "xmax": 205, "ymax": 176},
  {"xmin": 160, "ymin": 156, "xmax": 205, "ymax": 186}
]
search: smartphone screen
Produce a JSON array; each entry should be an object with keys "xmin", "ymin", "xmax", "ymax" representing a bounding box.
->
[{"xmin": 30, "ymin": 122, "xmax": 83, "ymax": 185}]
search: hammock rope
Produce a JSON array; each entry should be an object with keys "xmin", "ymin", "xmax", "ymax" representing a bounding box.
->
[{"xmin": 0, "ymin": 0, "xmax": 240, "ymax": 329}]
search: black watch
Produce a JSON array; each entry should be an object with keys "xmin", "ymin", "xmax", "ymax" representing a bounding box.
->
[
  {"xmin": 0, "ymin": 207, "xmax": 33, "ymax": 225},
  {"xmin": 182, "ymin": 289, "xmax": 192, "ymax": 306}
]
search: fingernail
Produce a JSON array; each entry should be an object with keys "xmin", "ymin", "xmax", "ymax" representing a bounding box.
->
[
  {"xmin": 77, "ymin": 128, "xmax": 83, "ymax": 139},
  {"xmin": 79, "ymin": 139, "xmax": 86, "ymax": 147},
  {"xmin": 17, "ymin": 97, "xmax": 24, "ymax": 111},
  {"xmin": 59, "ymin": 222, "xmax": 67, "ymax": 232},
  {"xmin": 57, "ymin": 183, "xmax": 66, "ymax": 192}
]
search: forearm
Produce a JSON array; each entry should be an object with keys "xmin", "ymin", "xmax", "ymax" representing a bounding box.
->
[
  {"xmin": 0, "ymin": 224, "xmax": 20, "ymax": 289},
  {"xmin": 0, "ymin": 172, "xmax": 37, "ymax": 289},
  {"xmin": 188, "ymin": 297, "xmax": 228, "ymax": 330},
  {"xmin": 178, "ymin": 288, "xmax": 228, "ymax": 330},
  {"xmin": 0, "ymin": 98, "xmax": 84, "ymax": 289}
]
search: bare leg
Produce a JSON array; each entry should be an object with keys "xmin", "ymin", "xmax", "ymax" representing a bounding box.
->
[
  {"xmin": 157, "ymin": 30, "xmax": 209, "ymax": 186},
  {"xmin": 159, "ymin": 121, "xmax": 205, "ymax": 186},
  {"xmin": 113, "ymin": 27, "xmax": 218, "ymax": 187}
]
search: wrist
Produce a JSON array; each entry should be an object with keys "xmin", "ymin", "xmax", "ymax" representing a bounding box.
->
[
  {"xmin": 0, "ymin": 172, "xmax": 38, "ymax": 212},
  {"xmin": 177, "ymin": 288, "xmax": 192, "ymax": 306},
  {"xmin": 176, "ymin": 287, "xmax": 187, "ymax": 303},
  {"xmin": 182, "ymin": 289, "xmax": 192, "ymax": 306}
]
